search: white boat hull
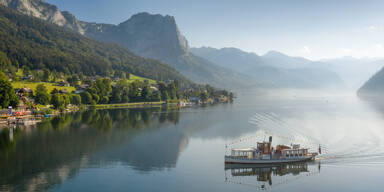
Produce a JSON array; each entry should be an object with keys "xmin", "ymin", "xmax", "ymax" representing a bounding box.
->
[{"xmin": 225, "ymin": 154, "xmax": 316, "ymax": 164}]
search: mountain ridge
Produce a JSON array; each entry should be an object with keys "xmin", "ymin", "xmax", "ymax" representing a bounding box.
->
[
  {"xmin": 1, "ymin": 0, "xmax": 248, "ymax": 88},
  {"xmin": 191, "ymin": 46, "xmax": 345, "ymax": 88},
  {"xmin": 0, "ymin": 5, "xmax": 191, "ymax": 86}
]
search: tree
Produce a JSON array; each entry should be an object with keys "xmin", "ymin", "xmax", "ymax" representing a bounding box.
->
[
  {"xmin": 42, "ymin": 68, "xmax": 50, "ymax": 82},
  {"xmin": 200, "ymin": 91, "xmax": 209, "ymax": 103},
  {"xmin": 111, "ymin": 87, "xmax": 122, "ymax": 103},
  {"xmin": 101, "ymin": 96, "xmax": 109, "ymax": 104},
  {"xmin": 168, "ymin": 81, "xmax": 177, "ymax": 99},
  {"xmin": 115, "ymin": 79, "xmax": 130, "ymax": 103},
  {"xmin": 86, "ymin": 78, "xmax": 112, "ymax": 104},
  {"xmin": 129, "ymin": 81, "xmax": 139, "ymax": 101},
  {"xmin": 141, "ymin": 83, "xmax": 152, "ymax": 101},
  {"xmin": 35, "ymin": 84, "xmax": 50, "ymax": 105},
  {"xmin": 70, "ymin": 94, "xmax": 82, "ymax": 105},
  {"xmin": 114, "ymin": 71, "xmax": 126, "ymax": 79},
  {"xmin": 51, "ymin": 94, "xmax": 65, "ymax": 110},
  {"xmin": 0, "ymin": 71, "xmax": 19, "ymax": 108},
  {"xmin": 99, "ymin": 78, "xmax": 112, "ymax": 97},
  {"xmin": 70, "ymin": 94, "xmax": 81, "ymax": 105},
  {"xmin": 0, "ymin": 51, "xmax": 11, "ymax": 72},
  {"xmin": 158, "ymin": 82, "xmax": 167, "ymax": 93},
  {"xmin": 51, "ymin": 70, "xmax": 59, "ymax": 82},
  {"xmin": 67, "ymin": 75, "xmax": 79, "ymax": 86},
  {"xmin": 161, "ymin": 91, "xmax": 169, "ymax": 101},
  {"xmin": 22, "ymin": 65, "xmax": 31, "ymax": 76},
  {"xmin": 62, "ymin": 94, "xmax": 70, "ymax": 107},
  {"xmin": 151, "ymin": 91, "xmax": 161, "ymax": 102},
  {"xmin": 80, "ymin": 91, "xmax": 93, "ymax": 104},
  {"xmin": 158, "ymin": 82, "xmax": 169, "ymax": 101},
  {"xmin": 91, "ymin": 93, "xmax": 100, "ymax": 104}
]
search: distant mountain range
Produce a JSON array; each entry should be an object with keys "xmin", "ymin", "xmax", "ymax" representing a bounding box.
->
[{"xmin": 191, "ymin": 47, "xmax": 344, "ymax": 88}]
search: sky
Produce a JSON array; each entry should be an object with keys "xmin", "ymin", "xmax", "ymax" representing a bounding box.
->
[{"xmin": 47, "ymin": 0, "xmax": 384, "ymax": 60}]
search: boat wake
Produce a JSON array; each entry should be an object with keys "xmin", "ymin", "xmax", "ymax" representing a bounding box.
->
[{"xmin": 247, "ymin": 111, "xmax": 384, "ymax": 166}]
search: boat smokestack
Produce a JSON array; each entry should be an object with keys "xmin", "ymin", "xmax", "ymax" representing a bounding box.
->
[{"xmin": 269, "ymin": 136, "xmax": 272, "ymax": 143}]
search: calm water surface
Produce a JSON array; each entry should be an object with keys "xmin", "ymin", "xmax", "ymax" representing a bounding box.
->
[{"xmin": 1, "ymin": 89, "xmax": 384, "ymax": 191}]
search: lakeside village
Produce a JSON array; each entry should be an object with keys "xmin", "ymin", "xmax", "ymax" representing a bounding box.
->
[{"xmin": 0, "ymin": 70, "xmax": 234, "ymax": 128}]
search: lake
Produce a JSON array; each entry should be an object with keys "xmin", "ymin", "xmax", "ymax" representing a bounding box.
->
[{"xmin": 1, "ymin": 89, "xmax": 384, "ymax": 192}]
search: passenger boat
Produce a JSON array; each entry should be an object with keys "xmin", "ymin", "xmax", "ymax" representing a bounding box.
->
[{"xmin": 225, "ymin": 136, "xmax": 319, "ymax": 164}]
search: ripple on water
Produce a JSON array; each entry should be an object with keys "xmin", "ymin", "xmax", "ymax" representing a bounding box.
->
[{"xmin": 246, "ymin": 108, "xmax": 384, "ymax": 166}]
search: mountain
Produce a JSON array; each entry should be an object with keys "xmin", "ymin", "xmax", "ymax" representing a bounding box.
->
[
  {"xmin": 82, "ymin": 13, "xmax": 250, "ymax": 88},
  {"xmin": 261, "ymin": 51, "xmax": 316, "ymax": 69},
  {"xmin": 0, "ymin": 0, "xmax": 85, "ymax": 33},
  {"xmin": 321, "ymin": 57, "xmax": 384, "ymax": 90},
  {"xmin": 191, "ymin": 47, "xmax": 344, "ymax": 88},
  {"xmin": 85, "ymin": 13, "xmax": 189, "ymax": 61},
  {"xmin": 358, "ymin": 66, "xmax": 384, "ymax": 97},
  {"xmin": 1, "ymin": 0, "xmax": 249, "ymax": 88},
  {"xmin": 0, "ymin": 5, "xmax": 191, "ymax": 86},
  {"xmin": 190, "ymin": 47, "xmax": 262, "ymax": 72}
]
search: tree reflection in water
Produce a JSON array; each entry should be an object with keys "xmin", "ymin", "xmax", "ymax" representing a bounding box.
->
[{"xmin": 0, "ymin": 107, "xmax": 182, "ymax": 192}]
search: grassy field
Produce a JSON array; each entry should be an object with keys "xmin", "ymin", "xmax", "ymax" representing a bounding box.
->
[
  {"xmin": 12, "ymin": 81, "xmax": 76, "ymax": 93},
  {"xmin": 128, "ymin": 74, "xmax": 157, "ymax": 84},
  {"xmin": 11, "ymin": 73, "xmax": 154, "ymax": 94}
]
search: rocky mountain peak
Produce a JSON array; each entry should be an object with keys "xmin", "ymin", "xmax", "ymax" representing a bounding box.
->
[
  {"xmin": 116, "ymin": 12, "xmax": 189, "ymax": 58},
  {"xmin": 0, "ymin": 0, "xmax": 84, "ymax": 34}
]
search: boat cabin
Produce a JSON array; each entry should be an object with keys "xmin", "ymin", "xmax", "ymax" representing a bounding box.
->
[
  {"xmin": 231, "ymin": 148, "xmax": 258, "ymax": 159},
  {"xmin": 281, "ymin": 144, "xmax": 308, "ymax": 158}
]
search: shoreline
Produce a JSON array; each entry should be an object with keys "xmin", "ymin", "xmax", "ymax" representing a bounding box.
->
[
  {"xmin": 0, "ymin": 100, "xmax": 229, "ymax": 129},
  {"xmin": 89, "ymin": 101, "xmax": 168, "ymax": 109}
]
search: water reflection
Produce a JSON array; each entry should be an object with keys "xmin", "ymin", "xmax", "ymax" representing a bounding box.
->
[
  {"xmin": 0, "ymin": 107, "xmax": 185, "ymax": 191},
  {"xmin": 359, "ymin": 96, "xmax": 384, "ymax": 117},
  {"xmin": 225, "ymin": 162, "xmax": 321, "ymax": 190},
  {"xmin": 2, "ymin": 91, "xmax": 384, "ymax": 191}
]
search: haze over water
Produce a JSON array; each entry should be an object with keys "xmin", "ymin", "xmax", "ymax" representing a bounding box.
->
[{"xmin": 1, "ymin": 89, "xmax": 384, "ymax": 191}]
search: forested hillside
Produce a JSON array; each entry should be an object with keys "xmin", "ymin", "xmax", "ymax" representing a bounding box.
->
[{"xmin": 0, "ymin": 6, "xmax": 191, "ymax": 86}]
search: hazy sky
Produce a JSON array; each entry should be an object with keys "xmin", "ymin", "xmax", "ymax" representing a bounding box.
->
[{"xmin": 48, "ymin": 0, "xmax": 384, "ymax": 60}]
